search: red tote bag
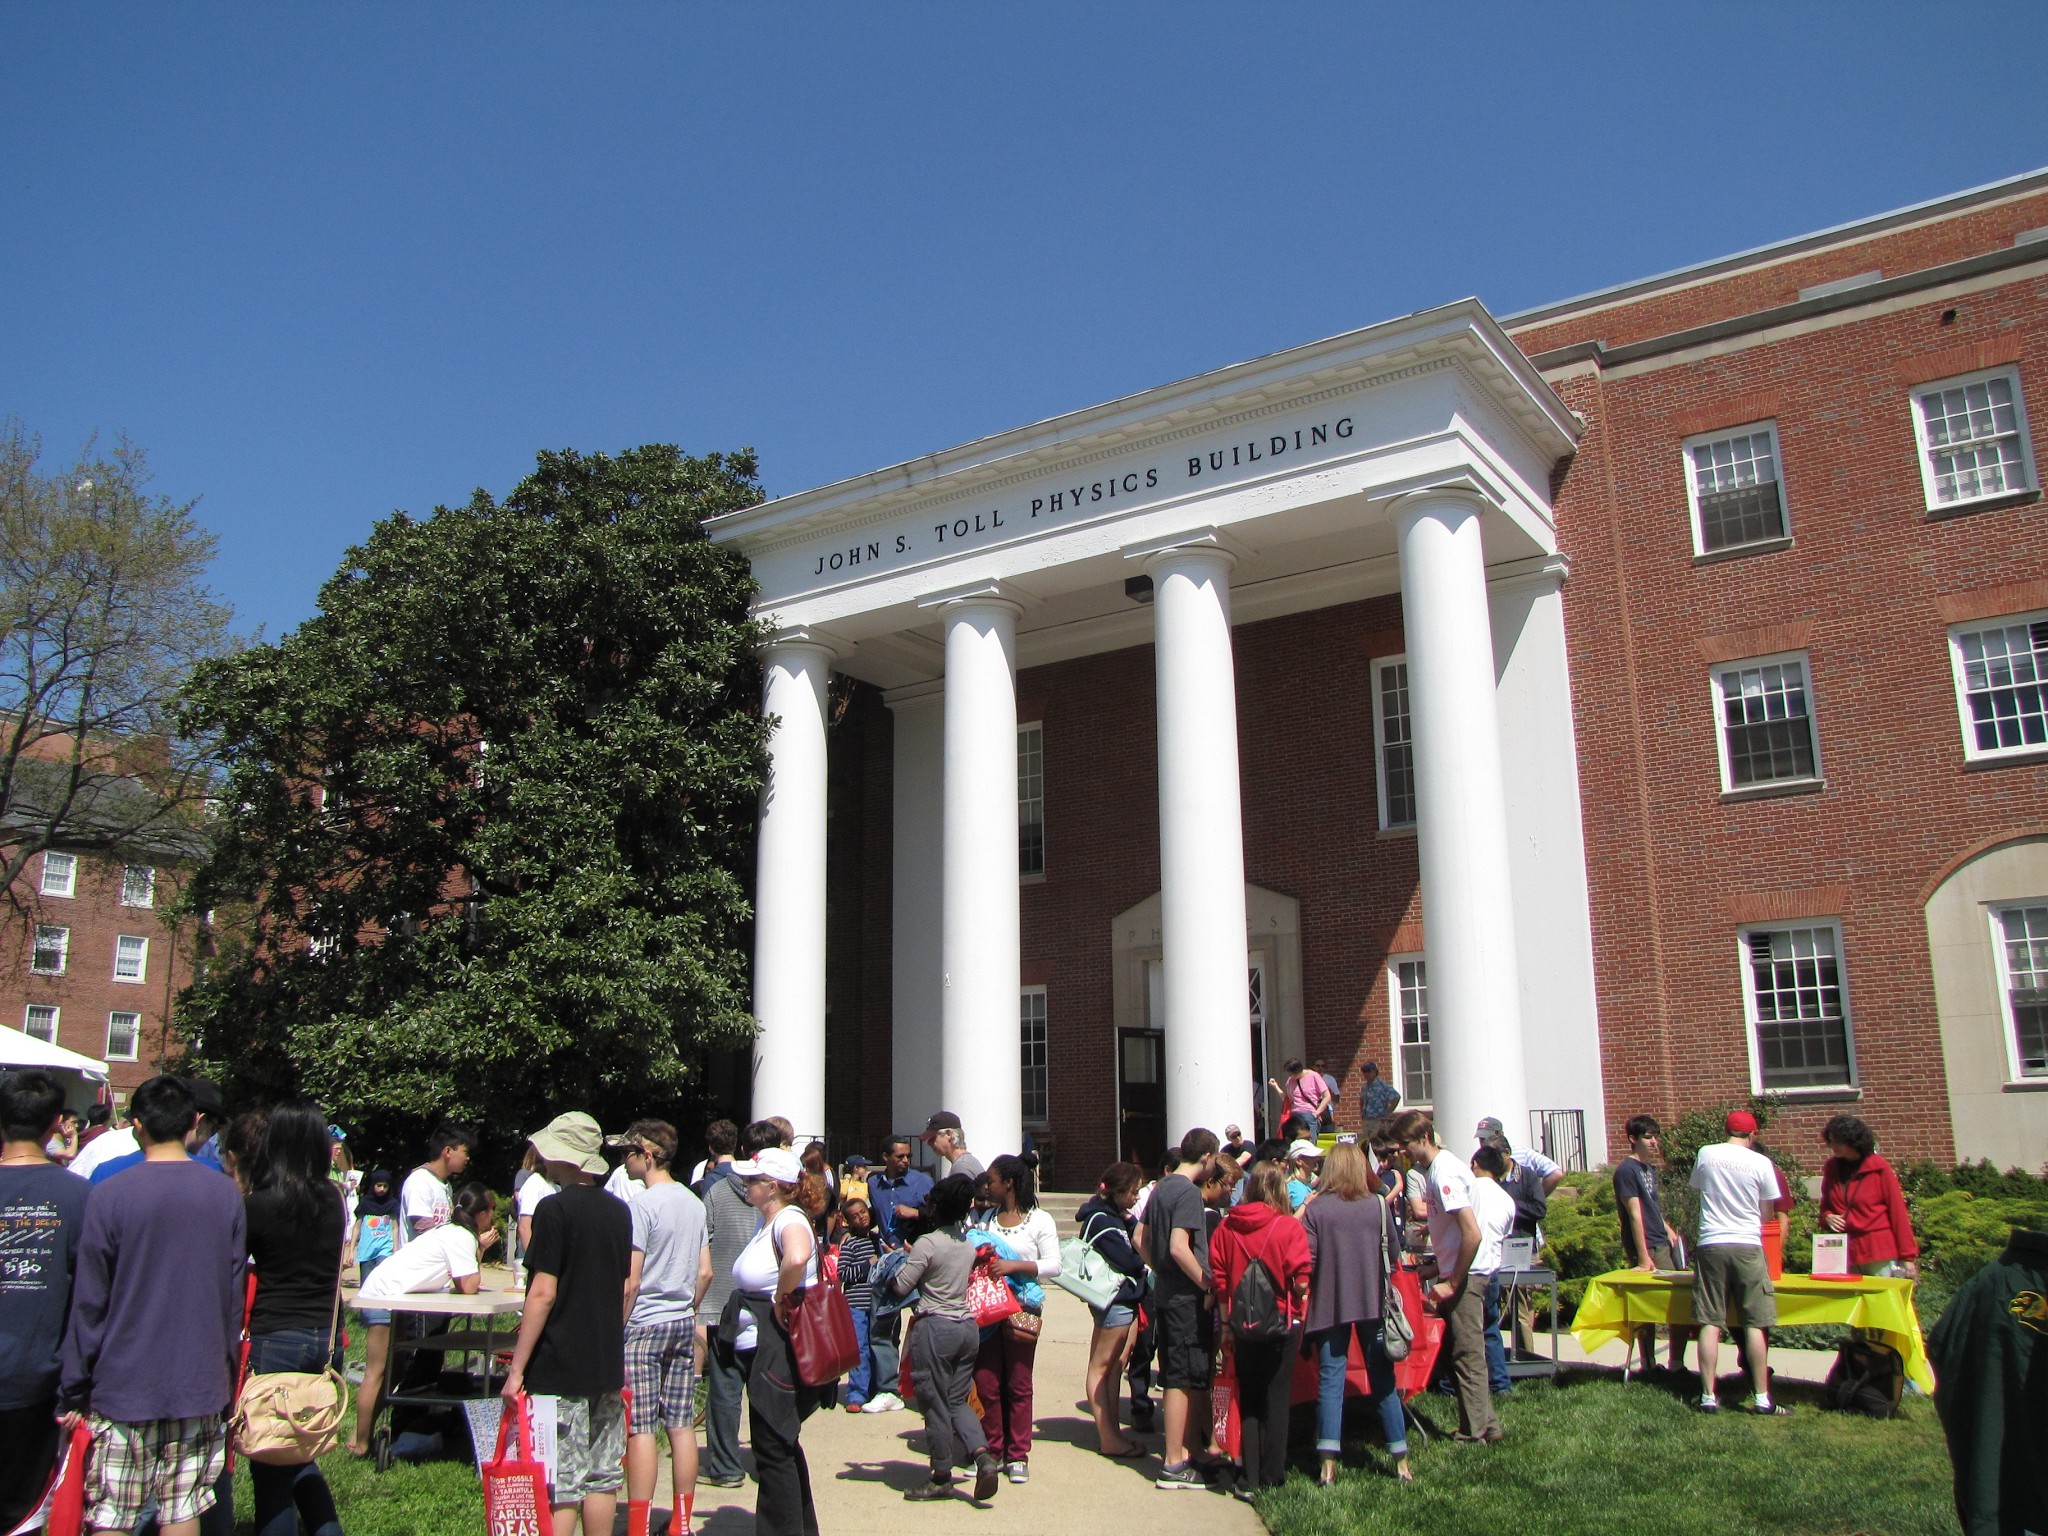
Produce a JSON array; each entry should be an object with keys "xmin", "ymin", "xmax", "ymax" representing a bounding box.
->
[
  {"xmin": 965, "ymin": 1251, "xmax": 1022, "ymax": 1328},
  {"xmin": 789, "ymin": 1278, "xmax": 862, "ymax": 1386},
  {"xmin": 482, "ymin": 1395, "xmax": 551, "ymax": 1536}
]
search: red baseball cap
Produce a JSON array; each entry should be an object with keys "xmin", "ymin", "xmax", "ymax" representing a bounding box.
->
[{"xmin": 1725, "ymin": 1110, "xmax": 1759, "ymax": 1135}]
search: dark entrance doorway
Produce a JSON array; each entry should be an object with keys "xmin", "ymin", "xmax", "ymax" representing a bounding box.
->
[{"xmin": 1117, "ymin": 1026, "xmax": 1167, "ymax": 1174}]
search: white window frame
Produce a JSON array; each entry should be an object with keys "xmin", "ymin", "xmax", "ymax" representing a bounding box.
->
[
  {"xmin": 1947, "ymin": 610, "xmax": 2048, "ymax": 763},
  {"xmin": 105, "ymin": 1010, "xmax": 141, "ymax": 1062},
  {"xmin": 1910, "ymin": 365, "xmax": 2037, "ymax": 511},
  {"xmin": 40, "ymin": 851, "xmax": 77, "ymax": 898},
  {"xmin": 121, "ymin": 865, "xmax": 155, "ymax": 908},
  {"xmin": 1017, "ymin": 722, "xmax": 1045, "ymax": 879},
  {"xmin": 1020, "ymin": 986, "xmax": 1049, "ymax": 1127},
  {"xmin": 23, "ymin": 1004, "xmax": 59, "ymax": 1044},
  {"xmin": 1737, "ymin": 919, "xmax": 1858, "ymax": 1094},
  {"xmin": 1683, "ymin": 420, "xmax": 1790, "ymax": 557},
  {"xmin": 1387, "ymin": 952, "xmax": 1431, "ymax": 1110},
  {"xmin": 1989, "ymin": 902, "xmax": 2048, "ymax": 1082},
  {"xmin": 113, "ymin": 934, "xmax": 149, "ymax": 984},
  {"xmin": 1710, "ymin": 650, "xmax": 1822, "ymax": 793},
  {"xmin": 31, "ymin": 925, "xmax": 69, "ymax": 976},
  {"xmin": 1371, "ymin": 654, "xmax": 1416, "ymax": 831}
]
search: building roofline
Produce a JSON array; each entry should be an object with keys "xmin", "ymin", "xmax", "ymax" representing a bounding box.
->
[{"xmin": 1502, "ymin": 164, "xmax": 2048, "ymax": 331}]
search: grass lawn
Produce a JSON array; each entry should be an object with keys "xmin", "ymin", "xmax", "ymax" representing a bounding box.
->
[
  {"xmin": 230, "ymin": 1450, "xmax": 481, "ymax": 1536},
  {"xmin": 1254, "ymin": 1373, "xmax": 1956, "ymax": 1536}
]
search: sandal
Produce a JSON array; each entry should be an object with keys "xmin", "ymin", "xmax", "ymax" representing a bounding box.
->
[{"xmin": 1100, "ymin": 1442, "xmax": 1145, "ymax": 1459}]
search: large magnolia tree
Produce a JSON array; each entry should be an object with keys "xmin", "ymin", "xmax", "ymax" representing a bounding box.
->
[{"xmin": 176, "ymin": 444, "xmax": 769, "ymax": 1152}]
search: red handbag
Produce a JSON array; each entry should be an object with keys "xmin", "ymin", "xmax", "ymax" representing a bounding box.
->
[
  {"xmin": 965, "ymin": 1250, "xmax": 1023, "ymax": 1328},
  {"xmin": 481, "ymin": 1395, "xmax": 551, "ymax": 1536},
  {"xmin": 31, "ymin": 1419, "xmax": 92, "ymax": 1536},
  {"xmin": 788, "ymin": 1277, "xmax": 861, "ymax": 1387}
]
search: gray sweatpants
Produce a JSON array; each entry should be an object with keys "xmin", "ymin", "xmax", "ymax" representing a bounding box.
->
[{"xmin": 909, "ymin": 1314, "xmax": 986, "ymax": 1478}]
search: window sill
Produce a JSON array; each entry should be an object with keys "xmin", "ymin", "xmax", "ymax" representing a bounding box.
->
[
  {"xmin": 111, "ymin": 976, "xmax": 147, "ymax": 987},
  {"xmin": 1694, "ymin": 535, "xmax": 1794, "ymax": 566},
  {"xmin": 2000, "ymin": 1078, "xmax": 2048, "ymax": 1093},
  {"xmin": 1019, "ymin": 871, "xmax": 1046, "ymax": 887},
  {"xmin": 1720, "ymin": 778, "xmax": 1826, "ymax": 803},
  {"xmin": 1761, "ymin": 1085, "xmax": 1862, "ymax": 1102},
  {"xmin": 1376, "ymin": 825, "xmax": 1417, "ymax": 840},
  {"xmin": 1963, "ymin": 746, "xmax": 2048, "ymax": 771},
  {"xmin": 1925, "ymin": 487, "xmax": 2041, "ymax": 522}
]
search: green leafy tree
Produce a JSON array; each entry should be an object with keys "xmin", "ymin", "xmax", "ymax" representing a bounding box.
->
[
  {"xmin": 1, "ymin": 423, "xmax": 232, "ymax": 910},
  {"xmin": 175, "ymin": 445, "xmax": 769, "ymax": 1153}
]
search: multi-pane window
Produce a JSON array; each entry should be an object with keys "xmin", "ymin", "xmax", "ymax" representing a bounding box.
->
[
  {"xmin": 106, "ymin": 1011, "xmax": 141, "ymax": 1062},
  {"xmin": 113, "ymin": 935, "xmax": 149, "ymax": 983},
  {"xmin": 23, "ymin": 1005, "xmax": 58, "ymax": 1044},
  {"xmin": 1390, "ymin": 955, "xmax": 1432, "ymax": 1107},
  {"xmin": 1020, "ymin": 988, "xmax": 1048, "ymax": 1124},
  {"xmin": 1913, "ymin": 369, "xmax": 2034, "ymax": 508},
  {"xmin": 1993, "ymin": 904, "xmax": 2048, "ymax": 1079},
  {"xmin": 1018, "ymin": 723, "xmax": 1045, "ymax": 877},
  {"xmin": 122, "ymin": 865, "xmax": 155, "ymax": 907},
  {"xmin": 1950, "ymin": 613, "xmax": 2048, "ymax": 760},
  {"xmin": 1714, "ymin": 655, "xmax": 1819, "ymax": 789},
  {"xmin": 31, "ymin": 926, "xmax": 69, "ymax": 976},
  {"xmin": 1373, "ymin": 656, "xmax": 1416, "ymax": 829},
  {"xmin": 1686, "ymin": 423, "xmax": 1787, "ymax": 553},
  {"xmin": 1742, "ymin": 923, "xmax": 1854, "ymax": 1089},
  {"xmin": 40, "ymin": 852, "xmax": 76, "ymax": 898}
]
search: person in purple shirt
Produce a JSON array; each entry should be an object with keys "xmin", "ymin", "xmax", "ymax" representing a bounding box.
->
[{"xmin": 58, "ymin": 1075, "xmax": 247, "ymax": 1536}]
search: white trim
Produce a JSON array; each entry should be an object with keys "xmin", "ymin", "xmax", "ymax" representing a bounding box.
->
[
  {"xmin": 1020, "ymin": 984, "xmax": 1050, "ymax": 1128},
  {"xmin": 1682, "ymin": 419, "xmax": 1789, "ymax": 558},
  {"xmin": 1736, "ymin": 919, "xmax": 1858, "ymax": 1093},
  {"xmin": 121, "ymin": 865, "xmax": 155, "ymax": 908},
  {"xmin": 1017, "ymin": 722, "xmax": 1045, "ymax": 879},
  {"xmin": 39, "ymin": 851, "xmax": 76, "ymax": 899},
  {"xmin": 1988, "ymin": 901, "xmax": 2048, "ymax": 1082},
  {"xmin": 30, "ymin": 925, "xmax": 68, "ymax": 977},
  {"xmin": 1386, "ymin": 952, "xmax": 1432, "ymax": 1110},
  {"xmin": 22, "ymin": 1004, "xmax": 59, "ymax": 1045},
  {"xmin": 1371, "ymin": 653, "xmax": 1415, "ymax": 831},
  {"xmin": 1947, "ymin": 608, "xmax": 2048, "ymax": 762},
  {"xmin": 105, "ymin": 1010, "xmax": 141, "ymax": 1063},
  {"xmin": 112, "ymin": 934, "xmax": 149, "ymax": 985},
  {"xmin": 1910, "ymin": 364, "xmax": 2037, "ymax": 511},
  {"xmin": 1710, "ymin": 650, "xmax": 1822, "ymax": 794}
]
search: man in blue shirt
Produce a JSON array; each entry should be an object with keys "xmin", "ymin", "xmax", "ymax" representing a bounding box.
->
[
  {"xmin": 859, "ymin": 1137, "xmax": 931, "ymax": 1414},
  {"xmin": 1359, "ymin": 1061, "xmax": 1402, "ymax": 1144}
]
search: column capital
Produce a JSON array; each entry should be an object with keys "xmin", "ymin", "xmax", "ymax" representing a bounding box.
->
[
  {"xmin": 1387, "ymin": 480, "xmax": 1499, "ymax": 528},
  {"xmin": 915, "ymin": 578, "xmax": 1026, "ymax": 618},
  {"xmin": 760, "ymin": 624, "xmax": 842, "ymax": 661},
  {"xmin": 1124, "ymin": 526, "xmax": 1247, "ymax": 578}
]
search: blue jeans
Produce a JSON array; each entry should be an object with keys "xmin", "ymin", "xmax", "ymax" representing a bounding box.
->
[
  {"xmin": 1310, "ymin": 1320, "xmax": 1406, "ymax": 1457},
  {"xmin": 244, "ymin": 1327, "xmax": 343, "ymax": 1536},
  {"xmin": 1483, "ymin": 1275, "xmax": 1512, "ymax": 1395},
  {"xmin": 844, "ymin": 1306, "xmax": 874, "ymax": 1405},
  {"xmin": 869, "ymin": 1310, "xmax": 902, "ymax": 1400}
]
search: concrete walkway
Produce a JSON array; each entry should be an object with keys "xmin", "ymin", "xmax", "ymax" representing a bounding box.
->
[{"xmin": 669, "ymin": 1287, "xmax": 1266, "ymax": 1536}]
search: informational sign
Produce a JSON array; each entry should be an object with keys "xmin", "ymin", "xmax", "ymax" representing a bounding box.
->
[{"xmin": 1812, "ymin": 1232, "xmax": 1851, "ymax": 1278}]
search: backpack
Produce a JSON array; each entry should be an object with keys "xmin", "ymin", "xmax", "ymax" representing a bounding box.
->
[
  {"xmin": 1503, "ymin": 1162, "xmax": 1549, "ymax": 1237},
  {"xmin": 1229, "ymin": 1231, "xmax": 1291, "ymax": 1342},
  {"xmin": 1823, "ymin": 1337, "xmax": 1904, "ymax": 1418}
]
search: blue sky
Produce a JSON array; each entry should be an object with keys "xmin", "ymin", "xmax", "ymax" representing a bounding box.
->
[{"xmin": 8, "ymin": 5, "xmax": 2047, "ymax": 641}]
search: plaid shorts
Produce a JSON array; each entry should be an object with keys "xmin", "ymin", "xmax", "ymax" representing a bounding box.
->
[
  {"xmin": 85, "ymin": 1414, "xmax": 227, "ymax": 1531},
  {"xmin": 552, "ymin": 1392, "xmax": 626, "ymax": 1503},
  {"xmin": 624, "ymin": 1317, "xmax": 697, "ymax": 1434}
]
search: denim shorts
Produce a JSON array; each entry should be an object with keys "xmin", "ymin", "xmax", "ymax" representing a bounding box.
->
[
  {"xmin": 1091, "ymin": 1302, "xmax": 1137, "ymax": 1330},
  {"xmin": 353, "ymin": 1255, "xmax": 392, "ymax": 1327}
]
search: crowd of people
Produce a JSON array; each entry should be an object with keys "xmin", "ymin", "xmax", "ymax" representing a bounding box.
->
[{"xmin": 0, "ymin": 1062, "xmax": 1931, "ymax": 1536}]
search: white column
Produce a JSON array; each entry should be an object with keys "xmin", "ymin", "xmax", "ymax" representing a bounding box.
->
[
  {"xmin": 885, "ymin": 683, "xmax": 946, "ymax": 1140},
  {"xmin": 751, "ymin": 633, "xmax": 834, "ymax": 1139},
  {"xmin": 1394, "ymin": 489, "xmax": 1530, "ymax": 1149},
  {"xmin": 1146, "ymin": 542, "xmax": 1254, "ymax": 1141},
  {"xmin": 931, "ymin": 593, "xmax": 1023, "ymax": 1159}
]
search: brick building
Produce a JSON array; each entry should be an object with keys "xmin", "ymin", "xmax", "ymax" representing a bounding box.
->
[{"xmin": 711, "ymin": 168, "xmax": 2048, "ymax": 1185}]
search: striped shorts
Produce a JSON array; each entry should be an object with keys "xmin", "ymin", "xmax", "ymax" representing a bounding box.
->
[
  {"xmin": 624, "ymin": 1316, "xmax": 697, "ymax": 1434},
  {"xmin": 85, "ymin": 1414, "xmax": 227, "ymax": 1531}
]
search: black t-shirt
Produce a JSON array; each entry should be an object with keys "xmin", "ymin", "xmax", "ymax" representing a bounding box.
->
[
  {"xmin": 0, "ymin": 1163, "xmax": 91, "ymax": 1408},
  {"xmin": 245, "ymin": 1184, "xmax": 346, "ymax": 1335},
  {"xmin": 1145, "ymin": 1173, "xmax": 1208, "ymax": 1302},
  {"xmin": 1613, "ymin": 1157, "xmax": 1670, "ymax": 1262},
  {"xmin": 524, "ymin": 1182, "xmax": 632, "ymax": 1396}
]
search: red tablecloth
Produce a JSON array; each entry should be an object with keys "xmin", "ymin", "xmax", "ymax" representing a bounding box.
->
[{"xmin": 1213, "ymin": 1266, "xmax": 1444, "ymax": 1456}]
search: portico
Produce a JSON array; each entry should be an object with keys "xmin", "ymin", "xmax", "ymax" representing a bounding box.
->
[{"xmin": 710, "ymin": 299, "xmax": 1606, "ymax": 1165}]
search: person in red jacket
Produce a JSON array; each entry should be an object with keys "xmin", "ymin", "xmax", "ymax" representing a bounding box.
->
[
  {"xmin": 1209, "ymin": 1162, "xmax": 1311, "ymax": 1496},
  {"xmin": 1818, "ymin": 1115, "xmax": 1919, "ymax": 1278}
]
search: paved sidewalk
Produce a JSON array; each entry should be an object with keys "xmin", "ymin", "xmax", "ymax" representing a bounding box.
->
[{"xmin": 667, "ymin": 1288, "xmax": 1266, "ymax": 1536}]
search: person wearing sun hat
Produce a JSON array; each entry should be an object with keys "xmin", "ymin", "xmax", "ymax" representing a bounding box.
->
[
  {"xmin": 503, "ymin": 1113, "xmax": 635, "ymax": 1534},
  {"xmin": 1285, "ymin": 1139, "xmax": 1323, "ymax": 1211}
]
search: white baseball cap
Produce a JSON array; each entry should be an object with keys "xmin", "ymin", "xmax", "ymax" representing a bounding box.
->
[{"xmin": 730, "ymin": 1146, "xmax": 804, "ymax": 1184}]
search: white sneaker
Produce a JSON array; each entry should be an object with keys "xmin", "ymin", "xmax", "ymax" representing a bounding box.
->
[{"xmin": 861, "ymin": 1392, "xmax": 904, "ymax": 1414}]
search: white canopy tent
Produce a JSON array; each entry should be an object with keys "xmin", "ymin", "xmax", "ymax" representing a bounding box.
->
[{"xmin": 0, "ymin": 1027, "xmax": 111, "ymax": 1113}]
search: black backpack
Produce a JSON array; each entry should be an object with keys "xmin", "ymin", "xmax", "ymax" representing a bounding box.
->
[
  {"xmin": 1230, "ymin": 1237, "xmax": 1290, "ymax": 1342},
  {"xmin": 1823, "ymin": 1337, "xmax": 1904, "ymax": 1418}
]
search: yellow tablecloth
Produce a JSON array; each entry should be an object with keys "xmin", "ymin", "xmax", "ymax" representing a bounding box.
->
[{"xmin": 1571, "ymin": 1269, "xmax": 1933, "ymax": 1392}]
